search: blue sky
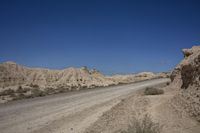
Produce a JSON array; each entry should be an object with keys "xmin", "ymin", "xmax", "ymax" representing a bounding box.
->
[{"xmin": 0, "ymin": 0, "xmax": 199, "ymax": 74}]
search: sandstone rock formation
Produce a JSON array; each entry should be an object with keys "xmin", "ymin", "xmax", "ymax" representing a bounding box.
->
[
  {"xmin": 0, "ymin": 62, "xmax": 167, "ymax": 90},
  {"xmin": 170, "ymin": 46, "xmax": 200, "ymax": 121},
  {"xmin": 0, "ymin": 62, "xmax": 116, "ymax": 90},
  {"xmin": 0, "ymin": 61, "xmax": 167, "ymax": 103},
  {"xmin": 108, "ymin": 72, "xmax": 157, "ymax": 84}
]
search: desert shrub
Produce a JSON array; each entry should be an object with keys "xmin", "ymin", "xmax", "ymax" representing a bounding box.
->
[
  {"xmin": 57, "ymin": 88, "xmax": 69, "ymax": 93},
  {"xmin": 16, "ymin": 86, "xmax": 29, "ymax": 93},
  {"xmin": 31, "ymin": 88, "xmax": 45, "ymax": 97},
  {"xmin": 144, "ymin": 87, "xmax": 164, "ymax": 95},
  {"xmin": 10, "ymin": 92, "xmax": 16, "ymax": 98},
  {"xmin": 2, "ymin": 97, "xmax": 5, "ymax": 100},
  {"xmin": 18, "ymin": 85, "xmax": 23, "ymax": 90},
  {"xmin": 45, "ymin": 87, "xmax": 55, "ymax": 94},
  {"xmin": 71, "ymin": 86, "xmax": 77, "ymax": 91},
  {"xmin": 120, "ymin": 114, "xmax": 161, "ymax": 133},
  {"xmin": 24, "ymin": 95, "xmax": 34, "ymax": 99},
  {"xmin": 166, "ymin": 82, "xmax": 170, "ymax": 86},
  {"xmin": 13, "ymin": 93, "xmax": 26, "ymax": 100},
  {"xmin": 0, "ymin": 89, "xmax": 15, "ymax": 96},
  {"xmin": 56, "ymin": 86, "xmax": 71, "ymax": 93},
  {"xmin": 29, "ymin": 83, "xmax": 39, "ymax": 88}
]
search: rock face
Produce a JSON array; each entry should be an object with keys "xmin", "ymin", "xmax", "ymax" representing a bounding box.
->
[
  {"xmin": 170, "ymin": 46, "xmax": 200, "ymax": 121},
  {"xmin": 108, "ymin": 72, "xmax": 158, "ymax": 84},
  {"xmin": 0, "ymin": 62, "xmax": 167, "ymax": 90},
  {"xmin": 0, "ymin": 61, "xmax": 167, "ymax": 103},
  {"xmin": 0, "ymin": 62, "xmax": 116, "ymax": 90}
]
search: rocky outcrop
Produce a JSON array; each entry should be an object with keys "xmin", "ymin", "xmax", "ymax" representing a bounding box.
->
[
  {"xmin": 0, "ymin": 62, "xmax": 167, "ymax": 90},
  {"xmin": 0, "ymin": 62, "xmax": 117, "ymax": 90},
  {"xmin": 109, "ymin": 72, "xmax": 158, "ymax": 84},
  {"xmin": 170, "ymin": 46, "xmax": 200, "ymax": 121},
  {"xmin": 0, "ymin": 61, "xmax": 167, "ymax": 103}
]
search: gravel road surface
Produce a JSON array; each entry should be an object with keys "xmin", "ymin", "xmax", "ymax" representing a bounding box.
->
[{"xmin": 0, "ymin": 78, "xmax": 169, "ymax": 133}]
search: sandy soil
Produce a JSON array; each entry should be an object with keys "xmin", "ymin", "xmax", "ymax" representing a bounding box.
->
[
  {"xmin": 85, "ymin": 84, "xmax": 200, "ymax": 133},
  {"xmin": 0, "ymin": 78, "xmax": 169, "ymax": 133}
]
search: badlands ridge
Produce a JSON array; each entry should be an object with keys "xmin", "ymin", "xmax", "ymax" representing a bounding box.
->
[{"xmin": 0, "ymin": 61, "xmax": 167, "ymax": 103}]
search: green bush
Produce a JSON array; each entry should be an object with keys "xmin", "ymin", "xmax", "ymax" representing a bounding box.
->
[{"xmin": 144, "ymin": 87, "xmax": 164, "ymax": 95}]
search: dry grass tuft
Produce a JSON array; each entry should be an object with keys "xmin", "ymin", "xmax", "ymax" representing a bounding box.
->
[
  {"xmin": 120, "ymin": 114, "xmax": 161, "ymax": 133},
  {"xmin": 144, "ymin": 87, "xmax": 164, "ymax": 95}
]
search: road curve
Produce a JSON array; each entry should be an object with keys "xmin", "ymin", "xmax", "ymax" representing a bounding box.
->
[{"xmin": 0, "ymin": 78, "xmax": 169, "ymax": 133}]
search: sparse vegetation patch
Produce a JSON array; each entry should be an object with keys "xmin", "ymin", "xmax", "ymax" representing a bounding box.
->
[
  {"xmin": 144, "ymin": 87, "xmax": 164, "ymax": 95},
  {"xmin": 0, "ymin": 89, "xmax": 15, "ymax": 96},
  {"xmin": 29, "ymin": 83, "xmax": 39, "ymax": 88},
  {"xmin": 120, "ymin": 114, "xmax": 161, "ymax": 133}
]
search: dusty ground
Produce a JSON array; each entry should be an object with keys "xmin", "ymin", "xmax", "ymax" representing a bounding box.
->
[
  {"xmin": 0, "ymin": 78, "xmax": 168, "ymax": 133},
  {"xmin": 85, "ymin": 84, "xmax": 200, "ymax": 133}
]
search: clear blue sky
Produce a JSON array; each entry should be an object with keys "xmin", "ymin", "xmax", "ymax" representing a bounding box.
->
[{"xmin": 0, "ymin": 0, "xmax": 199, "ymax": 74}]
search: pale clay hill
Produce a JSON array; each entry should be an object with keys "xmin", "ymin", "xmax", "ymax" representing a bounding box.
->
[
  {"xmin": 170, "ymin": 45, "xmax": 200, "ymax": 121},
  {"xmin": 0, "ymin": 61, "xmax": 167, "ymax": 103},
  {"xmin": 0, "ymin": 62, "xmax": 115, "ymax": 89}
]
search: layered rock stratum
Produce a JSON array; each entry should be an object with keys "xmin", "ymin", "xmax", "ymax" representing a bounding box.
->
[
  {"xmin": 170, "ymin": 46, "xmax": 200, "ymax": 121},
  {"xmin": 0, "ymin": 61, "xmax": 167, "ymax": 103},
  {"xmin": 0, "ymin": 62, "xmax": 116, "ymax": 89}
]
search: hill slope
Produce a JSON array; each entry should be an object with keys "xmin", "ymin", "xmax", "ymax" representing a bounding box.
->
[
  {"xmin": 0, "ymin": 62, "xmax": 166, "ymax": 103},
  {"xmin": 0, "ymin": 62, "xmax": 116, "ymax": 89},
  {"xmin": 170, "ymin": 45, "xmax": 200, "ymax": 121}
]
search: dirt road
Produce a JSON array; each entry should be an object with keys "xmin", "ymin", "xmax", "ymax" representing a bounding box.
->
[{"xmin": 0, "ymin": 78, "xmax": 169, "ymax": 133}]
